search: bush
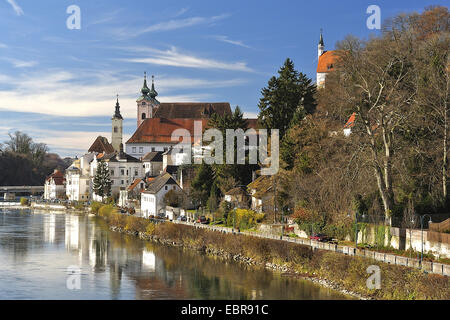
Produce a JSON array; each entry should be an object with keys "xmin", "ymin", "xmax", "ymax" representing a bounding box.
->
[
  {"xmin": 125, "ymin": 216, "xmax": 149, "ymax": 233},
  {"xmin": 90, "ymin": 201, "xmax": 103, "ymax": 214},
  {"xmin": 20, "ymin": 197, "xmax": 29, "ymax": 206},
  {"xmin": 98, "ymin": 204, "xmax": 117, "ymax": 219},
  {"xmin": 225, "ymin": 209, "xmax": 261, "ymax": 230}
]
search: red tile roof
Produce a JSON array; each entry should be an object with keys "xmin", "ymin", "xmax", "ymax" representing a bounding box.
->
[
  {"xmin": 317, "ymin": 50, "xmax": 340, "ymax": 73},
  {"xmin": 128, "ymin": 178, "xmax": 144, "ymax": 192},
  {"xmin": 344, "ymin": 113, "xmax": 356, "ymax": 129},
  {"xmin": 46, "ymin": 170, "xmax": 65, "ymax": 185},
  {"xmin": 155, "ymin": 103, "xmax": 232, "ymax": 119},
  {"xmin": 88, "ymin": 136, "xmax": 115, "ymax": 154},
  {"xmin": 127, "ymin": 117, "xmax": 260, "ymax": 145}
]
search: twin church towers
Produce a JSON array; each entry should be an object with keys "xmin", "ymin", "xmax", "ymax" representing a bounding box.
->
[{"xmin": 110, "ymin": 72, "xmax": 159, "ymax": 153}]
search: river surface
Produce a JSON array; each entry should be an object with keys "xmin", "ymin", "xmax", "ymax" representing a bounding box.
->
[{"xmin": 0, "ymin": 209, "xmax": 351, "ymax": 300}]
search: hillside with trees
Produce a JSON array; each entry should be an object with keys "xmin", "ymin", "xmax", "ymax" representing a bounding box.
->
[
  {"xmin": 0, "ymin": 131, "xmax": 71, "ymax": 186},
  {"xmin": 189, "ymin": 6, "xmax": 449, "ymax": 238}
]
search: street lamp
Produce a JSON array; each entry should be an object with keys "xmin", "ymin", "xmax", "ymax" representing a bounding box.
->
[{"xmin": 419, "ymin": 214, "xmax": 432, "ymax": 267}]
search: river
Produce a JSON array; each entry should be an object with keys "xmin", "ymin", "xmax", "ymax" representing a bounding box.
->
[{"xmin": 0, "ymin": 209, "xmax": 351, "ymax": 300}]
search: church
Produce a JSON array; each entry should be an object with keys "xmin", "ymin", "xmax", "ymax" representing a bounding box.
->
[
  {"xmin": 316, "ymin": 31, "xmax": 339, "ymax": 88},
  {"xmin": 125, "ymin": 73, "xmax": 255, "ymax": 159}
]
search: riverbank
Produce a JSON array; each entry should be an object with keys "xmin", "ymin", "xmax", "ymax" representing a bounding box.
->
[{"xmin": 94, "ymin": 207, "xmax": 448, "ymax": 300}]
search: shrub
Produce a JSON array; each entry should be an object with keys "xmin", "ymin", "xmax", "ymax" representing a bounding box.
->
[
  {"xmin": 109, "ymin": 213, "xmax": 126, "ymax": 229},
  {"xmin": 125, "ymin": 216, "xmax": 149, "ymax": 233},
  {"xmin": 90, "ymin": 201, "xmax": 103, "ymax": 214},
  {"xmin": 146, "ymin": 223, "xmax": 156, "ymax": 235},
  {"xmin": 98, "ymin": 204, "xmax": 117, "ymax": 219},
  {"xmin": 20, "ymin": 197, "xmax": 29, "ymax": 206}
]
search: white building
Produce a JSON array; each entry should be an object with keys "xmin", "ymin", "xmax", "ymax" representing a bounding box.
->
[
  {"xmin": 65, "ymin": 153, "xmax": 95, "ymax": 202},
  {"xmin": 141, "ymin": 173, "xmax": 182, "ymax": 218},
  {"xmin": 90, "ymin": 149, "xmax": 144, "ymax": 201},
  {"xmin": 316, "ymin": 31, "xmax": 339, "ymax": 88},
  {"xmin": 44, "ymin": 169, "xmax": 65, "ymax": 200},
  {"xmin": 142, "ymin": 151, "xmax": 163, "ymax": 177}
]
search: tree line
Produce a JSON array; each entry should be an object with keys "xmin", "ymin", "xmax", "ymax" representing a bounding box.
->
[{"xmin": 189, "ymin": 6, "xmax": 449, "ymax": 233}]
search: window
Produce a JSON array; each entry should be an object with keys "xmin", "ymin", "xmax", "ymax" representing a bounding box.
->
[
  {"xmin": 139, "ymin": 147, "xmax": 144, "ymax": 153},
  {"xmin": 121, "ymin": 169, "xmax": 125, "ymax": 175},
  {"xmin": 142, "ymin": 113, "xmax": 146, "ymax": 120},
  {"xmin": 134, "ymin": 170, "xmax": 138, "ymax": 176},
  {"xmin": 173, "ymin": 186, "xmax": 176, "ymax": 190},
  {"xmin": 151, "ymin": 147, "xmax": 155, "ymax": 152},
  {"xmin": 164, "ymin": 147, "xmax": 168, "ymax": 152},
  {"xmin": 121, "ymin": 180, "xmax": 124, "ymax": 185},
  {"xmin": 165, "ymin": 186, "xmax": 168, "ymax": 190},
  {"xmin": 142, "ymin": 102, "xmax": 146, "ymax": 105},
  {"xmin": 132, "ymin": 147, "xmax": 136, "ymax": 153},
  {"xmin": 110, "ymin": 170, "xmax": 114, "ymax": 176},
  {"xmin": 114, "ymin": 126, "xmax": 118, "ymax": 133}
]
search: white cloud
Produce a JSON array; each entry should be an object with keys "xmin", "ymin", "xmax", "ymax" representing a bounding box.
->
[
  {"xmin": 0, "ymin": 43, "xmax": 8, "ymax": 48},
  {"xmin": 112, "ymin": 14, "xmax": 229, "ymax": 39},
  {"xmin": 2, "ymin": 57, "xmax": 37, "ymax": 68},
  {"xmin": 212, "ymin": 35, "xmax": 251, "ymax": 49},
  {"xmin": 0, "ymin": 71, "xmax": 246, "ymax": 117},
  {"xmin": 119, "ymin": 46, "xmax": 253, "ymax": 72},
  {"xmin": 6, "ymin": 0, "xmax": 23, "ymax": 16},
  {"xmin": 173, "ymin": 7, "xmax": 189, "ymax": 18}
]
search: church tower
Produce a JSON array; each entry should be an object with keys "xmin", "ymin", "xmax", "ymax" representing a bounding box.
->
[
  {"xmin": 318, "ymin": 29, "xmax": 325, "ymax": 59},
  {"xmin": 137, "ymin": 72, "xmax": 160, "ymax": 128},
  {"xmin": 111, "ymin": 95, "xmax": 123, "ymax": 152}
]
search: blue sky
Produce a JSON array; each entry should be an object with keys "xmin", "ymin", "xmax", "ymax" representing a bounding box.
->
[{"xmin": 0, "ymin": 0, "xmax": 447, "ymax": 157}]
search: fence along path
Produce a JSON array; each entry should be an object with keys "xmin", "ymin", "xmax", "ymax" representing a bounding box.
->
[{"xmin": 173, "ymin": 221, "xmax": 449, "ymax": 277}]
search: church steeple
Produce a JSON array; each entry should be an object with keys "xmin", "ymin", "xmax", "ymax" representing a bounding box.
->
[
  {"xmin": 113, "ymin": 94, "xmax": 123, "ymax": 120},
  {"xmin": 111, "ymin": 94, "xmax": 123, "ymax": 152},
  {"xmin": 141, "ymin": 72, "xmax": 150, "ymax": 96},
  {"xmin": 149, "ymin": 75, "xmax": 158, "ymax": 99},
  {"xmin": 318, "ymin": 29, "xmax": 325, "ymax": 59}
]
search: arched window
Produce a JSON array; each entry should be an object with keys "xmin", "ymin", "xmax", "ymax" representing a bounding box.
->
[{"xmin": 142, "ymin": 113, "xmax": 146, "ymax": 119}]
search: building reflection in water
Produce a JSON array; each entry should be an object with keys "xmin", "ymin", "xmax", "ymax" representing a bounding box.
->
[{"xmin": 34, "ymin": 211, "xmax": 351, "ymax": 300}]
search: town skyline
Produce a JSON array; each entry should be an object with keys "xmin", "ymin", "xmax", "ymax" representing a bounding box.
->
[{"xmin": 0, "ymin": 0, "xmax": 448, "ymax": 156}]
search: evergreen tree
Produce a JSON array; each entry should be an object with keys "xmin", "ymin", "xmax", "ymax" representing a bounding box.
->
[
  {"xmin": 191, "ymin": 163, "xmax": 215, "ymax": 208},
  {"xmin": 258, "ymin": 58, "xmax": 316, "ymax": 140},
  {"xmin": 93, "ymin": 161, "xmax": 111, "ymax": 201},
  {"xmin": 208, "ymin": 106, "xmax": 256, "ymax": 187}
]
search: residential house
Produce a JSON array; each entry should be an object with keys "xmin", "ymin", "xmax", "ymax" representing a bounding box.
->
[
  {"xmin": 141, "ymin": 173, "xmax": 182, "ymax": 218},
  {"xmin": 224, "ymin": 187, "xmax": 249, "ymax": 209},
  {"xmin": 44, "ymin": 169, "xmax": 66, "ymax": 200},
  {"xmin": 142, "ymin": 151, "xmax": 163, "ymax": 177},
  {"xmin": 90, "ymin": 147, "xmax": 143, "ymax": 201},
  {"xmin": 247, "ymin": 175, "xmax": 274, "ymax": 213},
  {"xmin": 65, "ymin": 153, "xmax": 95, "ymax": 202}
]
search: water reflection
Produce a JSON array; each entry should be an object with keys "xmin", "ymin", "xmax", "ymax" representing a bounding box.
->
[{"xmin": 0, "ymin": 209, "xmax": 352, "ymax": 300}]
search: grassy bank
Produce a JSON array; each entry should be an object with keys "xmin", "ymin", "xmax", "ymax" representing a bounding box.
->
[{"xmin": 93, "ymin": 205, "xmax": 449, "ymax": 300}]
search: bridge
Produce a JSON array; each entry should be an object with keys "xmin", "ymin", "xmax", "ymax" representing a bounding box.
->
[{"xmin": 0, "ymin": 186, "xmax": 44, "ymax": 200}]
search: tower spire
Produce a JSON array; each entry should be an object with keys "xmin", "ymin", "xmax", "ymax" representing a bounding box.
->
[
  {"xmin": 149, "ymin": 74, "xmax": 158, "ymax": 98},
  {"xmin": 319, "ymin": 28, "xmax": 324, "ymax": 46},
  {"xmin": 141, "ymin": 71, "xmax": 150, "ymax": 96},
  {"xmin": 113, "ymin": 94, "xmax": 123, "ymax": 119}
]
